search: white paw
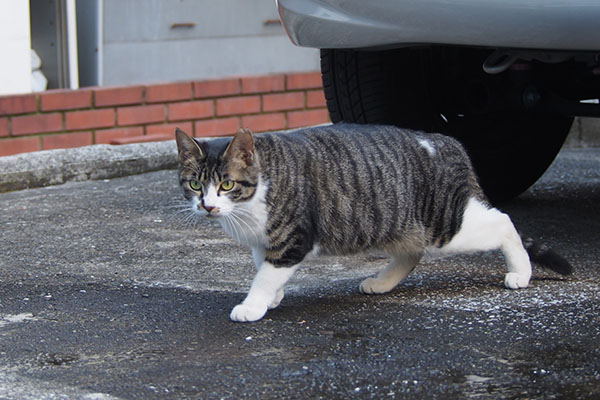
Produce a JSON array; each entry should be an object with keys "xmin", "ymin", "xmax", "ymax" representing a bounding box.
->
[
  {"xmin": 230, "ymin": 303, "xmax": 268, "ymax": 322},
  {"xmin": 504, "ymin": 272, "xmax": 530, "ymax": 289},
  {"xmin": 360, "ymin": 277, "xmax": 393, "ymax": 295},
  {"xmin": 268, "ymin": 289, "xmax": 284, "ymax": 309}
]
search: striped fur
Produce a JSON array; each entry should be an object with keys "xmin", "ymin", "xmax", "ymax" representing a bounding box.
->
[
  {"xmin": 254, "ymin": 124, "xmax": 485, "ymax": 266},
  {"xmin": 175, "ymin": 123, "xmax": 572, "ymax": 322},
  {"xmin": 177, "ymin": 124, "xmax": 484, "ymax": 265}
]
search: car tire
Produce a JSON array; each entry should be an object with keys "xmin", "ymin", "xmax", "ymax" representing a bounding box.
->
[{"xmin": 320, "ymin": 48, "xmax": 573, "ymax": 203}]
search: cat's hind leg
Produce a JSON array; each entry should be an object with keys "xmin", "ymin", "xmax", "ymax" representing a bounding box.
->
[
  {"xmin": 360, "ymin": 252, "xmax": 422, "ymax": 294},
  {"xmin": 440, "ymin": 197, "xmax": 531, "ymax": 289}
]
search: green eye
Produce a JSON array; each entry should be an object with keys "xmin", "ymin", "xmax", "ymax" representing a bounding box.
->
[
  {"xmin": 220, "ymin": 180, "xmax": 234, "ymax": 191},
  {"xmin": 189, "ymin": 180, "xmax": 202, "ymax": 191}
]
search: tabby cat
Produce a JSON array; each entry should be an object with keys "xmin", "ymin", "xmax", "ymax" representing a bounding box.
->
[{"xmin": 175, "ymin": 124, "xmax": 572, "ymax": 322}]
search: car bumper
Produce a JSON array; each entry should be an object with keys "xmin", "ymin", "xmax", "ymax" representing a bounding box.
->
[{"xmin": 277, "ymin": 0, "xmax": 600, "ymax": 51}]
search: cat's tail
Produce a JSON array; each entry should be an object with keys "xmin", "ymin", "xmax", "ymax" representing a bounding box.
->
[{"xmin": 523, "ymin": 238, "xmax": 573, "ymax": 275}]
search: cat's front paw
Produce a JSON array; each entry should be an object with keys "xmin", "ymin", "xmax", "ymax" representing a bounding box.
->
[
  {"xmin": 230, "ymin": 303, "xmax": 268, "ymax": 322},
  {"xmin": 360, "ymin": 277, "xmax": 394, "ymax": 295},
  {"xmin": 268, "ymin": 289, "xmax": 284, "ymax": 309},
  {"xmin": 504, "ymin": 272, "xmax": 530, "ymax": 289}
]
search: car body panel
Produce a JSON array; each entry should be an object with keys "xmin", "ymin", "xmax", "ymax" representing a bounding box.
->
[{"xmin": 277, "ymin": 0, "xmax": 600, "ymax": 51}]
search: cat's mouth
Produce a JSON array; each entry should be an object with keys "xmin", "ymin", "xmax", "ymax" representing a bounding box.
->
[
  {"xmin": 202, "ymin": 207, "xmax": 223, "ymax": 218},
  {"xmin": 198, "ymin": 201, "xmax": 222, "ymax": 218}
]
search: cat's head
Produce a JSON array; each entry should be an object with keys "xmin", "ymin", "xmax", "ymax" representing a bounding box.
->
[{"xmin": 175, "ymin": 128, "xmax": 260, "ymax": 218}]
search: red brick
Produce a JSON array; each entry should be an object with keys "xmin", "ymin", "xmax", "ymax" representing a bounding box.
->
[
  {"xmin": 241, "ymin": 75, "xmax": 285, "ymax": 94},
  {"xmin": 216, "ymin": 96, "xmax": 260, "ymax": 117},
  {"xmin": 288, "ymin": 109, "xmax": 330, "ymax": 129},
  {"xmin": 12, "ymin": 113, "xmax": 62, "ymax": 136},
  {"xmin": 0, "ymin": 137, "xmax": 40, "ymax": 156},
  {"xmin": 0, "ymin": 118, "xmax": 8, "ymax": 137},
  {"xmin": 95, "ymin": 127, "xmax": 144, "ymax": 145},
  {"xmin": 146, "ymin": 82, "xmax": 193, "ymax": 103},
  {"xmin": 94, "ymin": 86, "xmax": 145, "ymax": 107},
  {"xmin": 0, "ymin": 94, "xmax": 37, "ymax": 116},
  {"xmin": 110, "ymin": 133, "xmax": 172, "ymax": 145},
  {"xmin": 168, "ymin": 100, "xmax": 214, "ymax": 121},
  {"xmin": 146, "ymin": 122, "xmax": 193, "ymax": 137},
  {"xmin": 194, "ymin": 118, "xmax": 239, "ymax": 137},
  {"xmin": 66, "ymin": 109, "xmax": 115, "ymax": 130},
  {"xmin": 194, "ymin": 78, "xmax": 240, "ymax": 98},
  {"xmin": 40, "ymin": 89, "xmax": 92, "ymax": 111},
  {"xmin": 117, "ymin": 105, "xmax": 164, "ymax": 126},
  {"xmin": 263, "ymin": 92, "xmax": 304, "ymax": 112},
  {"xmin": 241, "ymin": 113, "xmax": 286, "ymax": 132},
  {"xmin": 307, "ymin": 89, "xmax": 327, "ymax": 108},
  {"xmin": 286, "ymin": 72, "xmax": 322, "ymax": 90},
  {"xmin": 42, "ymin": 131, "xmax": 93, "ymax": 150}
]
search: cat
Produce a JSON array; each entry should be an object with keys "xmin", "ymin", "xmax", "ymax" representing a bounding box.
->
[{"xmin": 175, "ymin": 123, "xmax": 572, "ymax": 322}]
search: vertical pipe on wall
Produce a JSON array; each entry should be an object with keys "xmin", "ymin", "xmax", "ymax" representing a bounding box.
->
[
  {"xmin": 66, "ymin": 0, "xmax": 79, "ymax": 89},
  {"xmin": 97, "ymin": 0, "xmax": 104, "ymax": 86}
]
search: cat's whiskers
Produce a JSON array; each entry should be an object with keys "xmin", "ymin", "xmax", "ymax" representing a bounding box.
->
[
  {"xmin": 169, "ymin": 202, "xmax": 202, "ymax": 230},
  {"xmin": 239, "ymin": 214, "xmax": 257, "ymax": 244},
  {"xmin": 229, "ymin": 212, "xmax": 255, "ymax": 229},
  {"xmin": 223, "ymin": 214, "xmax": 245, "ymax": 244},
  {"xmin": 166, "ymin": 200, "xmax": 196, "ymax": 214},
  {"xmin": 165, "ymin": 203, "xmax": 192, "ymax": 211},
  {"xmin": 226, "ymin": 213, "xmax": 251, "ymax": 245},
  {"xmin": 226, "ymin": 216, "xmax": 240, "ymax": 243},
  {"xmin": 230, "ymin": 207, "xmax": 261, "ymax": 226},
  {"xmin": 220, "ymin": 215, "xmax": 234, "ymax": 240},
  {"xmin": 227, "ymin": 206, "xmax": 257, "ymax": 226},
  {"xmin": 180, "ymin": 212, "xmax": 199, "ymax": 230},
  {"xmin": 217, "ymin": 206, "xmax": 262, "ymax": 246},
  {"xmin": 171, "ymin": 206, "xmax": 195, "ymax": 216}
]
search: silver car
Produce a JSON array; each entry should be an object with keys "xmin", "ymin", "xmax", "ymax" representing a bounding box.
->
[{"xmin": 277, "ymin": 0, "xmax": 600, "ymax": 201}]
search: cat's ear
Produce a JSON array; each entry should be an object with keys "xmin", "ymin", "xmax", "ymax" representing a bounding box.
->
[
  {"xmin": 224, "ymin": 128, "xmax": 255, "ymax": 166},
  {"xmin": 175, "ymin": 128, "xmax": 204, "ymax": 163}
]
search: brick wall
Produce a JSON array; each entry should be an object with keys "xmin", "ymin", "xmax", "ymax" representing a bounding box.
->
[{"xmin": 0, "ymin": 72, "xmax": 330, "ymax": 157}]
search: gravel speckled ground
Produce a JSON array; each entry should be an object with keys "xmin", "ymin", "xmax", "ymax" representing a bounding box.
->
[{"xmin": 0, "ymin": 148, "xmax": 598, "ymax": 399}]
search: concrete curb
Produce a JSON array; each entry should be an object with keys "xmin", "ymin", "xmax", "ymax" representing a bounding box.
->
[
  {"xmin": 565, "ymin": 117, "xmax": 600, "ymax": 148},
  {"xmin": 0, "ymin": 141, "xmax": 178, "ymax": 193}
]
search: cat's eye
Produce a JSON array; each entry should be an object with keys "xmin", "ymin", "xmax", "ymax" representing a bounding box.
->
[
  {"xmin": 189, "ymin": 180, "xmax": 202, "ymax": 191},
  {"xmin": 220, "ymin": 180, "xmax": 234, "ymax": 191}
]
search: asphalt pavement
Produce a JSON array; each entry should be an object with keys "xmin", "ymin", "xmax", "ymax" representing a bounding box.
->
[{"xmin": 0, "ymin": 147, "xmax": 599, "ymax": 399}]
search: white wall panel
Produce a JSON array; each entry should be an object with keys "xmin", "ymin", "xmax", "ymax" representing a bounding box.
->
[
  {"xmin": 97, "ymin": 0, "xmax": 319, "ymax": 86},
  {"xmin": 0, "ymin": 2, "xmax": 32, "ymax": 95}
]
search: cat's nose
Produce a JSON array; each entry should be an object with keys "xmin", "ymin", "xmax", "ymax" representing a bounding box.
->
[
  {"xmin": 198, "ymin": 200, "xmax": 216, "ymax": 214},
  {"xmin": 200, "ymin": 199, "xmax": 218, "ymax": 214}
]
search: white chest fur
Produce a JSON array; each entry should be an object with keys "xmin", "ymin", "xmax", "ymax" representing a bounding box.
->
[{"xmin": 219, "ymin": 178, "xmax": 269, "ymax": 248}]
